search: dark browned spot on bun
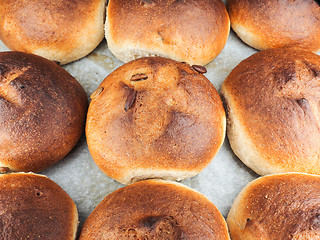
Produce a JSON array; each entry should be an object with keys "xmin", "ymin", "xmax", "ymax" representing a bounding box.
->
[
  {"xmin": 192, "ymin": 65, "xmax": 207, "ymax": 74},
  {"xmin": 0, "ymin": 64, "xmax": 7, "ymax": 75},
  {"xmin": 90, "ymin": 87, "xmax": 104, "ymax": 100},
  {"xmin": 131, "ymin": 73, "xmax": 148, "ymax": 81},
  {"xmin": 124, "ymin": 86, "xmax": 137, "ymax": 111}
]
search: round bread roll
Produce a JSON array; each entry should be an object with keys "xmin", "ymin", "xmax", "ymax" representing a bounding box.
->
[
  {"xmin": 0, "ymin": 0, "xmax": 106, "ymax": 64},
  {"xmin": 0, "ymin": 172, "xmax": 78, "ymax": 239},
  {"xmin": 105, "ymin": 0, "xmax": 230, "ymax": 65},
  {"xmin": 0, "ymin": 51, "xmax": 88, "ymax": 172},
  {"xmin": 221, "ymin": 48, "xmax": 320, "ymax": 176},
  {"xmin": 227, "ymin": 0, "xmax": 320, "ymax": 52},
  {"xmin": 227, "ymin": 173, "xmax": 320, "ymax": 239},
  {"xmin": 79, "ymin": 179, "xmax": 229, "ymax": 239},
  {"xmin": 86, "ymin": 57, "xmax": 226, "ymax": 184}
]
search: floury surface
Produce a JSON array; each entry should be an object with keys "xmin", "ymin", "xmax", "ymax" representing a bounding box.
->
[{"xmin": 0, "ymin": 29, "xmax": 259, "ymax": 231}]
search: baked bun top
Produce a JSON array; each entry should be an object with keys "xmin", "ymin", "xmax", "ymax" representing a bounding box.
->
[
  {"xmin": 227, "ymin": 173, "xmax": 320, "ymax": 239},
  {"xmin": 0, "ymin": 172, "xmax": 78, "ymax": 239},
  {"xmin": 86, "ymin": 57, "xmax": 226, "ymax": 184},
  {"xmin": 227, "ymin": 0, "xmax": 320, "ymax": 52},
  {"xmin": 0, "ymin": 0, "xmax": 106, "ymax": 64},
  {"xmin": 105, "ymin": 0, "xmax": 230, "ymax": 65},
  {"xmin": 0, "ymin": 51, "xmax": 87, "ymax": 172},
  {"xmin": 79, "ymin": 179, "xmax": 229, "ymax": 239},
  {"xmin": 221, "ymin": 48, "xmax": 320, "ymax": 175}
]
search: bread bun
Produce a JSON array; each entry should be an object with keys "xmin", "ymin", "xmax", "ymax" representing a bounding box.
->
[
  {"xmin": 0, "ymin": 51, "xmax": 87, "ymax": 172},
  {"xmin": 105, "ymin": 0, "xmax": 230, "ymax": 65},
  {"xmin": 227, "ymin": 0, "xmax": 320, "ymax": 52},
  {"xmin": 0, "ymin": 172, "xmax": 78, "ymax": 239},
  {"xmin": 0, "ymin": 0, "xmax": 106, "ymax": 64},
  {"xmin": 79, "ymin": 179, "xmax": 229, "ymax": 239},
  {"xmin": 227, "ymin": 173, "xmax": 320, "ymax": 239},
  {"xmin": 86, "ymin": 57, "xmax": 226, "ymax": 184},
  {"xmin": 221, "ymin": 48, "xmax": 320, "ymax": 176}
]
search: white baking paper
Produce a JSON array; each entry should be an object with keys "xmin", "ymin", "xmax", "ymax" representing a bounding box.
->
[{"xmin": 0, "ymin": 28, "xmax": 259, "ymax": 232}]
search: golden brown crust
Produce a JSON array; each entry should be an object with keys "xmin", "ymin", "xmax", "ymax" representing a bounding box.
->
[
  {"xmin": 0, "ymin": 0, "xmax": 105, "ymax": 64},
  {"xmin": 106, "ymin": 0, "xmax": 230, "ymax": 65},
  {"xmin": 227, "ymin": 0, "xmax": 320, "ymax": 52},
  {"xmin": 227, "ymin": 173, "xmax": 320, "ymax": 239},
  {"xmin": 0, "ymin": 51, "xmax": 88, "ymax": 172},
  {"xmin": 221, "ymin": 48, "xmax": 320, "ymax": 175},
  {"xmin": 79, "ymin": 180, "xmax": 229, "ymax": 239},
  {"xmin": 0, "ymin": 172, "xmax": 78, "ymax": 239},
  {"xmin": 86, "ymin": 57, "xmax": 226, "ymax": 184}
]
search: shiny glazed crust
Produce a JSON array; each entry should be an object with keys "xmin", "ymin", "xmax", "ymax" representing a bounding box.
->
[
  {"xmin": 221, "ymin": 48, "xmax": 320, "ymax": 175},
  {"xmin": 227, "ymin": 173, "xmax": 320, "ymax": 239},
  {"xmin": 0, "ymin": 51, "xmax": 88, "ymax": 172},
  {"xmin": 0, "ymin": 173, "xmax": 78, "ymax": 239},
  {"xmin": 0, "ymin": 0, "xmax": 106, "ymax": 64},
  {"xmin": 105, "ymin": 0, "xmax": 230, "ymax": 65},
  {"xmin": 227, "ymin": 0, "xmax": 320, "ymax": 52},
  {"xmin": 86, "ymin": 57, "xmax": 226, "ymax": 184},
  {"xmin": 79, "ymin": 179, "xmax": 230, "ymax": 239}
]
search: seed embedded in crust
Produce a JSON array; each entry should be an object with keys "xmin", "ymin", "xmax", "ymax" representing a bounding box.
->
[
  {"xmin": 192, "ymin": 65, "xmax": 207, "ymax": 74},
  {"xmin": 124, "ymin": 87, "xmax": 137, "ymax": 111},
  {"xmin": 90, "ymin": 87, "xmax": 104, "ymax": 100},
  {"xmin": 0, "ymin": 167, "xmax": 10, "ymax": 173},
  {"xmin": 141, "ymin": 0, "xmax": 153, "ymax": 5},
  {"xmin": 131, "ymin": 73, "xmax": 148, "ymax": 81}
]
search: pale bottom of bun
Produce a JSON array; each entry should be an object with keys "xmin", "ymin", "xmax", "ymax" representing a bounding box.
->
[
  {"xmin": 32, "ymin": 33, "xmax": 104, "ymax": 65},
  {"xmin": 117, "ymin": 168, "xmax": 200, "ymax": 185},
  {"xmin": 107, "ymin": 40, "xmax": 180, "ymax": 64},
  {"xmin": 231, "ymin": 23, "xmax": 265, "ymax": 51}
]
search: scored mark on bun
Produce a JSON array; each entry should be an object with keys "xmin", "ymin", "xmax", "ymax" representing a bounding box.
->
[
  {"xmin": 131, "ymin": 73, "xmax": 148, "ymax": 81},
  {"xmin": 90, "ymin": 87, "xmax": 104, "ymax": 100},
  {"xmin": 192, "ymin": 65, "xmax": 207, "ymax": 74},
  {"xmin": 124, "ymin": 86, "xmax": 137, "ymax": 111}
]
